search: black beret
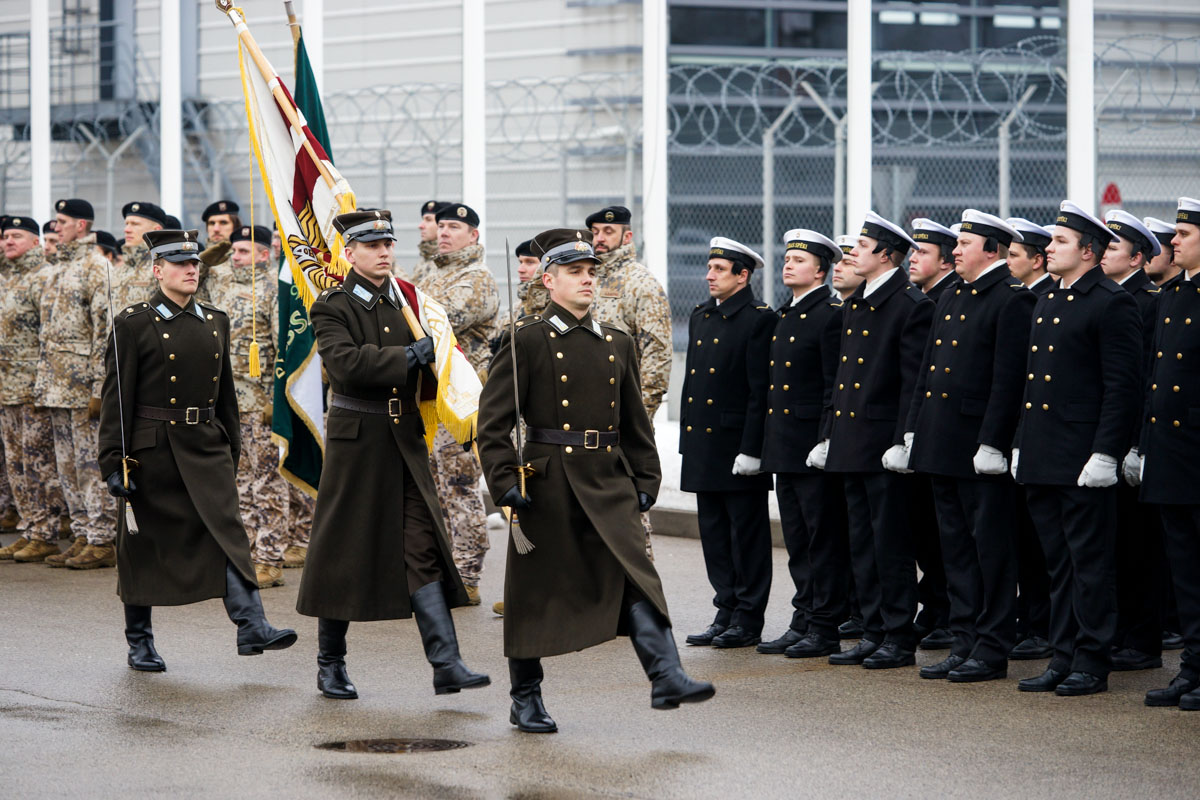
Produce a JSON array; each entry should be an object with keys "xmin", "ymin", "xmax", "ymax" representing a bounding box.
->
[
  {"xmin": 94, "ymin": 230, "xmax": 120, "ymax": 255},
  {"xmin": 202, "ymin": 200, "xmax": 240, "ymax": 221},
  {"xmin": 420, "ymin": 200, "xmax": 451, "ymax": 217},
  {"xmin": 42, "ymin": 219, "xmax": 58, "ymax": 234},
  {"xmin": 585, "ymin": 205, "xmax": 632, "ymax": 228},
  {"xmin": 164, "ymin": 215, "xmax": 182, "ymax": 230},
  {"xmin": 122, "ymin": 201, "xmax": 168, "ymax": 226},
  {"xmin": 515, "ymin": 239, "xmax": 534, "ymax": 258},
  {"xmin": 434, "ymin": 203, "xmax": 480, "ymax": 227},
  {"xmin": 54, "ymin": 198, "xmax": 94, "ymax": 221},
  {"xmin": 2, "ymin": 215, "xmax": 39, "ymax": 236},
  {"xmin": 229, "ymin": 225, "xmax": 272, "ymax": 245},
  {"xmin": 143, "ymin": 229, "xmax": 202, "ymax": 263}
]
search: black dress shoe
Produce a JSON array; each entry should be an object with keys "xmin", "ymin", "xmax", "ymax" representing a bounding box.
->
[
  {"xmin": 685, "ymin": 623, "xmax": 727, "ymax": 646},
  {"xmin": 1179, "ymin": 687, "xmax": 1200, "ymax": 711},
  {"xmin": 1145, "ymin": 676, "xmax": 1200, "ymax": 707},
  {"xmin": 919, "ymin": 654, "xmax": 965, "ymax": 679},
  {"xmin": 838, "ymin": 618, "xmax": 865, "ymax": 640},
  {"xmin": 862, "ymin": 641, "xmax": 916, "ymax": 670},
  {"xmin": 918, "ymin": 627, "xmax": 954, "ymax": 650},
  {"xmin": 1055, "ymin": 671, "xmax": 1108, "ymax": 696},
  {"xmin": 1111, "ymin": 648, "xmax": 1162, "ymax": 672},
  {"xmin": 829, "ymin": 638, "xmax": 880, "ymax": 665},
  {"xmin": 711, "ymin": 625, "xmax": 761, "ymax": 649},
  {"xmin": 1162, "ymin": 631, "xmax": 1185, "ymax": 651},
  {"xmin": 948, "ymin": 657, "xmax": 1007, "ymax": 683},
  {"xmin": 1009, "ymin": 636, "xmax": 1053, "ymax": 660},
  {"xmin": 1018, "ymin": 668, "xmax": 1067, "ymax": 692},
  {"xmin": 756, "ymin": 629, "xmax": 805, "ymax": 654},
  {"xmin": 785, "ymin": 632, "xmax": 841, "ymax": 658}
]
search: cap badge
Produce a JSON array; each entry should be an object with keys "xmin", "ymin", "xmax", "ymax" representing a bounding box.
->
[
  {"xmin": 373, "ymin": 221, "xmax": 388, "ymax": 231},
  {"xmin": 576, "ymin": 231, "xmax": 582, "ymax": 239},
  {"xmin": 574, "ymin": 241, "xmax": 589, "ymax": 252},
  {"xmin": 218, "ymin": 202, "xmax": 227, "ymax": 211},
  {"xmin": 12, "ymin": 218, "xmax": 19, "ymax": 225},
  {"xmin": 57, "ymin": 201, "xmax": 65, "ymax": 210},
  {"xmin": 456, "ymin": 207, "xmax": 467, "ymax": 218},
  {"xmin": 374, "ymin": 211, "xmax": 381, "ymax": 219},
  {"xmin": 132, "ymin": 203, "xmax": 140, "ymax": 211},
  {"xmin": 605, "ymin": 211, "xmax": 614, "ymax": 222}
]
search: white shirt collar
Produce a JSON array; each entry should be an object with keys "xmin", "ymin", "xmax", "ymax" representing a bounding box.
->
[
  {"xmin": 1029, "ymin": 272, "xmax": 1052, "ymax": 289},
  {"xmin": 969, "ymin": 259, "xmax": 1006, "ymax": 284},
  {"xmin": 863, "ymin": 267, "xmax": 899, "ymax": 299},
  {"xmin": 790, "ymin": 284, "xmax": 829, "ymax": 305}
]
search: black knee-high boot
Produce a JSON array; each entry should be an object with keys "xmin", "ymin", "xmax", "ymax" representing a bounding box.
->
[
  {"xmin": 627, "ymin": 600, "xmax": 716, "ymax": 709},
  {"xmin": 222, "ymin": 561, "xmax": 298, "ymax": 655},
  {"xmin": 410, "ymin": 581, "xmax": 490, "ymax": 694},
  {"xmin": 124, "ymin": 604, "xmax": 166, "ymax": 672},
  {"xmin": 317, "ymin": 618, "xmax": 357, "ymax": 699},
  {"xmin": 509, "ymin": 657, "xmax": 556, "ymax": 733}
]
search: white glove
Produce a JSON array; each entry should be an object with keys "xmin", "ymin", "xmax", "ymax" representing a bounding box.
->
[
  {"xmin": 732, "ymin": 453, "xmax": 763, "ymax": 476},
  {"xmin": 1077, "ymin": 452, "xmax": 1119, "ymax": 488},
  {"xmin": 1122, "ymin": 448, "xmax": 1142, "ymax": 487},
  {"xmin": 881, "ymin": 432, "xmax": 914, "ymax": 474},
  {"xmin": 1010, "ymin": 448, "xmax": 1020, "ymax": 480},
  {"xmin": 806, "ymin": 440, "xmax": 829, "ymax": 470},
  {"xmin": 973, "ymin": 444, "xmax": 1009, "ymax": 475}
]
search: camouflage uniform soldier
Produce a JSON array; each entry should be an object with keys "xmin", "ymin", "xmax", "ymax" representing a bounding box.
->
[
  {"xmin": 585, "ymin": 206, "xmax": 673, "ymax": 558},
  {"xmin": 422, "ymin": 202, "xmax": 499, "ymax": 604},
  {"xmin": 283, "ymin": 482, "xmax": 313, "ymax": 568},
  {"xmin": 196, "ymin": 200, "xmax": 241, "ymax": 299},
  {"xmin": 409, "ymin": 200, "xmax": 448, "ymax": 291},
  {"xmin": 0, "ymin": 230, "xmax": 15, "ymax": 532},
  {"xmin": 105, "ymin": 202, "xmax": 169, "ymax": 319},
  {"xmin": 206, "ymin": 225, "xmax": 290, "ymax": 589},
  {"xmin": 35, "ymin": 199, "xmax": 117, "ymax": 569},
  {"xmin": 41, "ymin": 220, "xmax": 60, "ymax": 262},
  {"xmin": 0, "ymin": 217, "xmax": 62, "ymax": 561}
]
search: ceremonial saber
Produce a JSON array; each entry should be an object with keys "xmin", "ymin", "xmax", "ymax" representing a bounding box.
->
[
  {"xmin": 504, "ymin": 239, "xmax": 535, "ymax": 555},
  {"xmin": 103, "ymin": 254, "xmax": 139, "ymax": 535}
]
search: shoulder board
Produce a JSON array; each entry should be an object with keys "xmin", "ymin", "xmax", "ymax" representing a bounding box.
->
[
  {"xmin": 1097, "ymin": 281, "xmax": 1123, "ymax": 294},
  {"xmin": 1146, "ymin": 286, "xmax": 1162, "ymax": 294},
  {"xmin": 756, "ymin": 304, "xmax": 771, "ymax": 310},
  {"xmin": 196, "ymin": 300, "xmax": 227, "ymax": 315},
  {"xmin": 118, "ymin": 302, "xmax": 151, "ymax": 319},
  {"xmin": 1008, "ymin": 281, "xmax": 1028, "ymax": 291},
  {"xmin": 902, "ymin": 285, "xmax": 927, "ymax": 303},
  {"xmin": 513, "ymin": 314, "xmax": 543, "ymax": 331},
  {"xmin": 693, "ymin": 303, "xmax": 704, "ymax": 310},
  {"xmin": 316, "ymin": 285, "xmax": 346, "ymax": 302},
  {"xmin": 829, "ymin": 299, "xmax": 844, "ymax": 308},
  {"xmin": 599, "ymin": 320, "xmax": 629, "ymax": 337}
]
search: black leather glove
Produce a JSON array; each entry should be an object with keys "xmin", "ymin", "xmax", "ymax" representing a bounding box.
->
[
  {"xmin": 638, "ymin": 492, "xmax": 654, "ymax": 513},
  {"xmin": 406, "ymin": 336, "xmax": 436, "ymax": 369},
  {"xmin": 106, "ymin": 470, "xmax": 135, "ymax": 498},
  {"xmin": 498, "ymin": 483, "xmax": 531, "ymax": 511}
]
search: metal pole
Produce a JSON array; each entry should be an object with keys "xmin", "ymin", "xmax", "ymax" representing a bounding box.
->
[
  {"xmin": 999, "ymin": 84, "xmax": 1038, "ymax": 218},
  {"xmin": 641, "ymin": 0, "xmax": 669, "ymax": 290},
  {"xmin": 834, "ymin": 120, "xmax": 846, "ymax": 236},
  {"xmin": 30, "ymin": 0, "xmax": 51, "ymax": 218},
  {"xmin": 761, "ymin": 96, "xmax": 802, "ymax": 309},
  {"xmin": 846, "ymin": 0, "xmax": 873, "ymax": 230},
  {"xmin": 380, "ymin": 147, "xmax": 388, "ymax": 207},
  {"xmin": 624, "ymin": 136, "xmax": 635, "ymax": 215},
  {"xmin": 461, "ymin": 0, "xmax": 487, "ymax": 245},
  {"xmin": 160, "ymin": 0, "xmax": 183, "ymax": 217},
  {"xmin": 105, "ymin": 125, "xmax": 147, "ymax": 230},
  {"xmin": 1066, "ymin": 0, "xmax": 1095, "ymax": 211}
]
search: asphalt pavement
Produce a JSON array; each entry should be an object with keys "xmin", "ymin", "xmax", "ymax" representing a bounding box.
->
[{"xmin": 1, "ymin": 530, "xmax": 1197, "ymax": 799}]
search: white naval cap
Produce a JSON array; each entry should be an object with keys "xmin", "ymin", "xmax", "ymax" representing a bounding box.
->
[
  {"xmin": 959, "ymin": 209, "xmax": 1022, "ymax": 246},
  {"xmin": 1007, "ymin": 217, "xmax": 1052, "ymax": 247},
  {"xmin": 909, "ymin": 218, "xmax": 957, "ymax": 247},
  {"xmin": 949, "ymin": 222, "xmax": 963, "ymax": 235},
  {"xmin": 1177, "ymin": 197, "xmax": 1200, "ymax": 226},
  {"xmin": 783, "ymin": 228, "xmax": 842, "ymax": 264},
  {"xmin": 860, "ymin": 210, "xmax": 918, "ymax": 252},
  {"xmin": 1105, "ymin": 209, "xmax": 1161, "ymax": 258},
  {"xmin": 836, "ymin": 234, "xmax": 856, "ymax": 253},
  {"xmin": 708, "ymin": 236, "xmax": 764, "ymax": 272},
  {"xmin": 1055, "ymin": 200, "xmax": 1115, "ymax": 244},
  {"xmin": 1144, "ymin": 216, "xmax": 1177, "ymax": 248}
]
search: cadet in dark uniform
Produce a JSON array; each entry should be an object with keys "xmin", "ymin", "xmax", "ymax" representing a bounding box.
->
[
  {"xmin": 1012, "ymin": 201, "xmax": 1142, "ymax": 696},
  {"xmin": 295, "ymin": 210, "xmax": 488, "ymax": 702},
  {"xmin": 1140, "ymin": 196, "xmax": 1200, "ymax": 708},
  {"xmin": 757, "ymin": 229, "xmax": 848, "ymax": 658},
  {"xmin": 679, "ymin": 237, "xmax": 776, "ymax": 649},
  {"xmin": 1004, "ymin": 218, "xmax": 1056, "ymax": 660},
  {"xmin": 908, "ymin": 211, "xmax": 1034, "ymax": 682},
  {"xmin": 1144, "ymin": 217, "xmax": 1180, "ymax": 287},
  {"xmin": 478, "ymin": 228, "xmax": 713, "ymax": 733},
  {"xmin": 809, "ymin": 211, "xmax": 933, "ymax": 669},
  {"xmin": 98, "ymin": 229, "xmax": 296, "ymax": 672},
  {"xmin": 1101, "ymin": 210, "xmax": 1166, "ymax": 673}
]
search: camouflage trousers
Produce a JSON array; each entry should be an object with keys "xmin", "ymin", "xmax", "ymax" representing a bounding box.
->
[
  {"xmin": 430, "ymin": 425, "xmax": 489, "ymax": 587},
  {"xmin": 49, "ymin": 407, "xmax": 113, "ymax": 544},
  {"xmin": 288, "ymin": 481, "xmax": 313, "ymax": 547},
  {"xmin": 639, "ymin": 403, "xmax": 660, "ymax": 561},
  {"xmin": 238, "ymin": 420, "xmax": 290, "ymax": 565},
  {"xmin": 0, "ymin": 405, "xmax": 62, "ymax": 539},
  {"xmin": 0, "ymin": 425, "xmax": 11, "ymax": 518}
]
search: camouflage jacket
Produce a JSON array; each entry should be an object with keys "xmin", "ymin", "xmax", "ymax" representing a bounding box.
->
[
  {"xmin": 35, "ymin": 235, "xmax": 109, "ymax": 408},
  {"xmin": 0, "ymin": 247, "xmax": 50, "ymax": 406},
  {"xmin": 409, "ymin": 239, "xmax": 439, "ymax": 292},
  {"xmin": 91, "ymin": 241, "xmax": 160, "ymax": 398},
  {"xmin": 589, "ymin": 243, "xmax": 672, "ymax": 417},
  {"xmin": 204, "ymin": 261, "xmax": 278, "ymax": 414},
  {"xmin": 426, "ymin": 244, "xmax": 500, "ymax": 375}
]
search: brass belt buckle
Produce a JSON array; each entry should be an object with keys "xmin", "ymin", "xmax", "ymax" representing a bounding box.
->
[
  {"xmin": 185, "ymin": 407, "xmax": 200, "ymax": 425},
  {"xmin": 388, "ymin": 397, "xmax": 401, "ymax": 417},
  {"xmin": 583, "ymin": 429, "xmax": 600, "ymax": 450}
]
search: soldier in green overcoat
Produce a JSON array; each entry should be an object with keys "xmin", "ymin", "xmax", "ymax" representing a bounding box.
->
[
  {"xmin": 98, "ymin": 229, "xmax": 297, "ymax": 673},
  {"xmin": 478, "ymin": 228, "xmax": 714, "ymax": 733}
]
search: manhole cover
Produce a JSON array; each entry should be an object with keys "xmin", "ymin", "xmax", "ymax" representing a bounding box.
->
[{"xmin": 315, "ymin": 738, "xmax": 471, "ymax": 754}]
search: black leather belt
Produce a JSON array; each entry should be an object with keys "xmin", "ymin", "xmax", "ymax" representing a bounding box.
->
[
  {"xmin": 330, "ymin": 392, "xmax": 418, "ymax": 417},
  {"xmin": 136, "ymin": 404, "xmax": 215, "ymax": 424},
  {"xmin": 526, "ymin": 427, "xmax": 619, "ymax": 449}
]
